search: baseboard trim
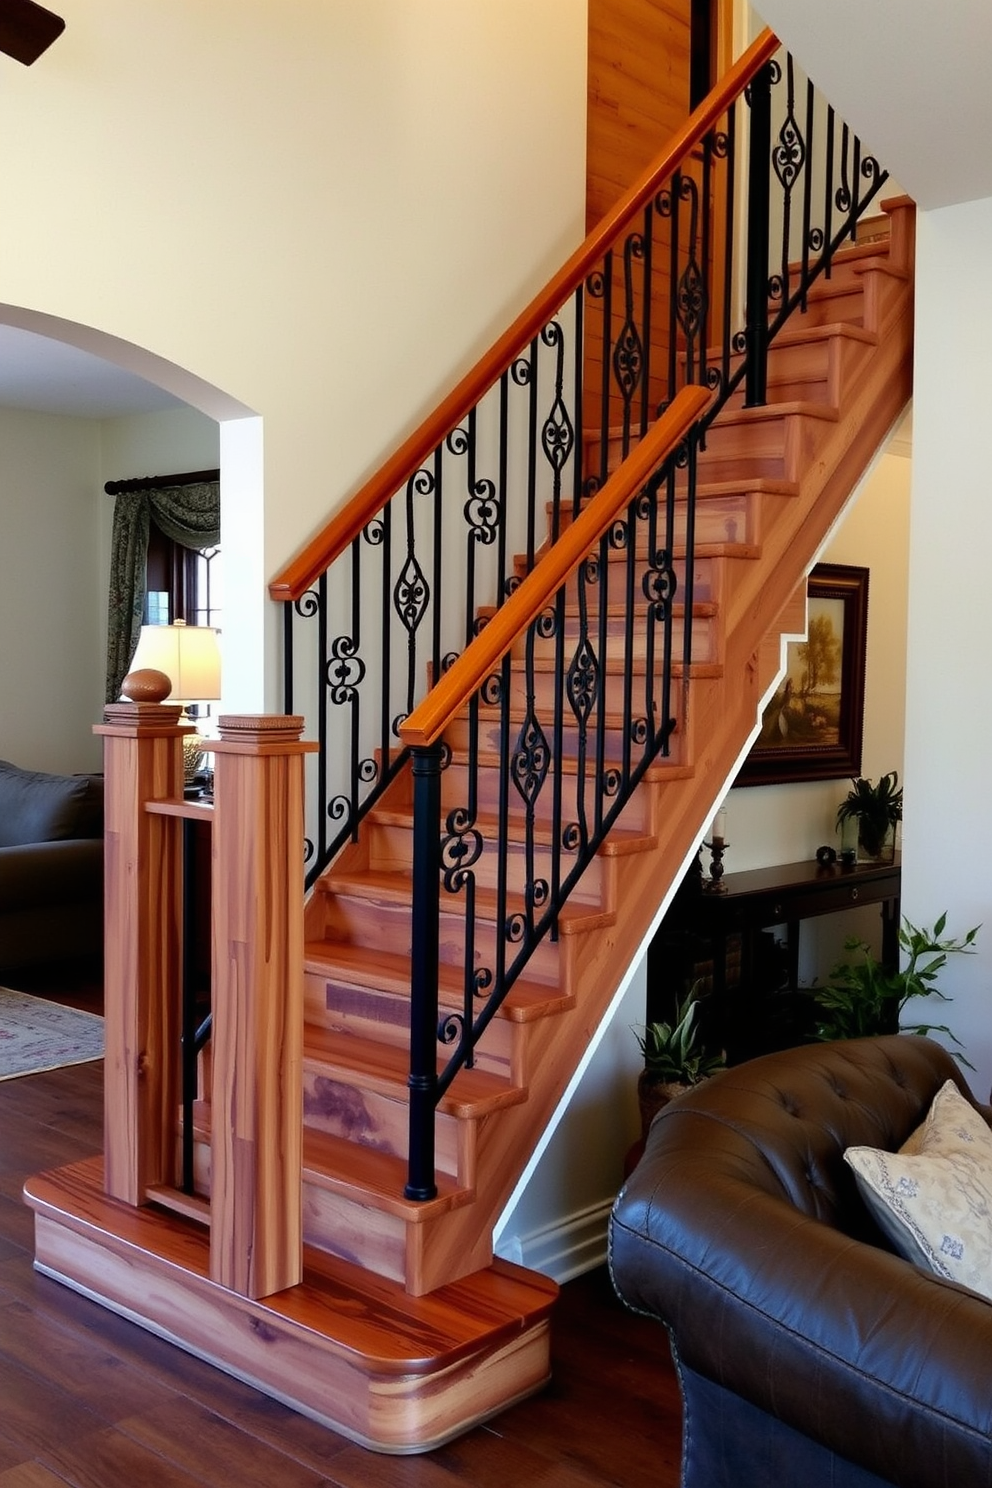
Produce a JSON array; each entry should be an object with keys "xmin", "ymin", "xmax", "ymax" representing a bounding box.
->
[{"xmin": 496, "ymin": 1197, "xmax": 614, "ymax": 1283}]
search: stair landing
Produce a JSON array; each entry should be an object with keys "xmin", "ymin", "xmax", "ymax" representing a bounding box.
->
[{"xmin": 24, "ymin": 1155, "xmax": 557, "ymax": 1455}]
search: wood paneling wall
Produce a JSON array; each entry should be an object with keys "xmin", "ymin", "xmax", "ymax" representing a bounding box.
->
[{"xmin": 587, "ymin": 0, "xmax": 693, "ymax": 233}]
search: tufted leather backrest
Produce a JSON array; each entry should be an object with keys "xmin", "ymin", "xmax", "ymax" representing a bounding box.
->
[{"xmin": 646, "ymin": 1034, "xmax": 973, "ymax": 1237}]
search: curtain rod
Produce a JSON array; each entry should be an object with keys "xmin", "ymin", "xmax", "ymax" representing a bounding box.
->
[{"xmin": 104, "ymin": 467, "xmax": 220, "ymax": 495}]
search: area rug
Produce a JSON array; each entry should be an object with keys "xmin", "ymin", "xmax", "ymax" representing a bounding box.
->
[{"xmin": 0, "ymin": 987, "xmax": 104, "ymax": 1081}]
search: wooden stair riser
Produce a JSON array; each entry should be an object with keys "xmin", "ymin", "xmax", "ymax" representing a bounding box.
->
[
  {"xmin": 508, "ymin": 605, "xmax": 718, "ymax": 667},
  {"xmin": 368, "ymin": 740, "xmax": 685, "ymax": 848},
  {"xmin": 302, "ymin": 965, "xmax": 558, "ymax": 1086},
  {"xmin": 436, "ymin": 756, "xmax": 681, "ymax": 840},
  {"xmin": 315, "ymin": 881, "xmax": 566, "ymax": 988},
  {"xmin": 300, "ymin": 1181, "xmax": 494, "ymax": 1294},
  {"xmin": 302, "ymin": 1065, "xmax": 473, "ymax": 1183}
]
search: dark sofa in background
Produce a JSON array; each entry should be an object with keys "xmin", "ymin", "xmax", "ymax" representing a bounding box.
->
[
  {"xmin": 610, "ymin": 1035, "xmax": 992, "ymax": 1488},
  {"xmin": 0, "ymin": 759, "xmax": 103, "ymax": 972}
]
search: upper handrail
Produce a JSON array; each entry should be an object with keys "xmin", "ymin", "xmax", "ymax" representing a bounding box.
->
[
  {"xmin": 268, "ymin": 28, "xmax": 778, "ymax": 605},
  {"xmin": 397, "ymin": 384, "xmax": 710, "ymax": 749}
]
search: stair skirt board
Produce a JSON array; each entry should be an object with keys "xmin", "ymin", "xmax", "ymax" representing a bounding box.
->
[{"xmin": 25, "ymin": 1158, "xmax": 557, "ymax": 1456}]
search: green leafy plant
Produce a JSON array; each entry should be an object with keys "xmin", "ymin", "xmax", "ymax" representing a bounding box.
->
[
  {"xmin": 634, "ymin": 984, "xmax": 726, "ymax": 1088},
  {"xmin": 813, "ymin": 913, "xmax": 978, "ymax": 1064},
  {"xmin": 836, "ymin": 771, "xmax": 903, "ymax": 858}
]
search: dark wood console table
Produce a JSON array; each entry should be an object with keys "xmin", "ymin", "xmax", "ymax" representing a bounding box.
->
[{"xmin": 648, "ymin": 853, "xmax": 901, "ymax": 1059}]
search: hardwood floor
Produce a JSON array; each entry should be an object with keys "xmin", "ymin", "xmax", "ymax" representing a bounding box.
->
[{"xmin": 0, "ymin": 1054, "xmax": 684, "ymax": 1486}]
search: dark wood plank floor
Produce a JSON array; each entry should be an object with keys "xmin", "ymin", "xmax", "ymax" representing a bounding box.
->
[{"xmin": 0, "ymin": 988, "xmax": 684, "ymax": 1488}]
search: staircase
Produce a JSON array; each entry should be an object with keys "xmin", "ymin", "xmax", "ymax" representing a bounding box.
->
[
  {"xmin": 295, "ymin": 196, "xmax": 915, "ymax": 1301},
  {"xmin": 23, "ymin": 34, "xmax": 915, "ymax": 1457}
]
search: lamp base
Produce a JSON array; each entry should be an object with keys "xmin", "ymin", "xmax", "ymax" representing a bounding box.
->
[{"xmin": 178, "ymin": 710, "xmax": 203, "ymax": 785}]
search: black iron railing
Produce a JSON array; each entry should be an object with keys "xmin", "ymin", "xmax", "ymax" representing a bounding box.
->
[{"xmin": 270, "ymin": 31, "xmax": 890, "ymax": 1198}]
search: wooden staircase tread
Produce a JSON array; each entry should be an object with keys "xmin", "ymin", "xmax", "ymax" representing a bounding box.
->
[
  {"xmin": 318, "ymin": 867, "xmax": 615, "ymax": 934},
  {"xmin": 302, "ymin": 1128, "xmax": 474, "ymax": 1219},
  {"xmin": 694, "ymin": 476, "xmax": 799, "ymax": 499},
  {"xmin": 706, "ymin": 397, "xmax": 840, "ymax": 428},
  {"xmin": 304, "ymin": 1023, "xmax": 529, "ymax": 1116},
  {"xmin": 24, "ymin": 1156, "xmax": 557, "ymax": 1375},
  {"xmin": 756, "ymin": 320, "xmax": 877, "ymax": 350},
  {"xmin": 304, "ymin": 942, "xmax": 573, "ymax": 1022}
]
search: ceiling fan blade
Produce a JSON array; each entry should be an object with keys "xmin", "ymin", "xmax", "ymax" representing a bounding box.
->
[{"xmin": 0, "ymin": 0, "xmax": 64, "ymax": 65}]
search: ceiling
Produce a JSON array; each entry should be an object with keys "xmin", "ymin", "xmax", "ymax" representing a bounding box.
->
[
  {"xmin": 754, "ymin": 0, "xmax": 992, "ymax": 211},
  {"xmin": 0, "ymin": 324, "xmax": 184, "ymax": 419}
]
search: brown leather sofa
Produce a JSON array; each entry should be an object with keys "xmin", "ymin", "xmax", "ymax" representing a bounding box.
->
[
  {"xmin": 609, "ymin": 1035, "xmax": 992, "ymax": 1488},
  {"xmin": 0, "ymin": 759, "xmax": 103, "ymax": 972}
]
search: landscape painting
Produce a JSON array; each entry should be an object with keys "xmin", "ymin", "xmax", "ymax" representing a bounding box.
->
[{"xmin": 736, "ymin": 563, "xmax": 869, "ymax": 786}]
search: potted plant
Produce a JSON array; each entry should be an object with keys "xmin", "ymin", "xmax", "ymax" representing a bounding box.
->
[
  {"xmin": 836, "ymin": 770, "xmax": 903, "ymax": 861},
  {"xmin": 812, "ymin": 912, "xmax": 978, "ymax": 1063},
  {"xmin": 633, "ymin": 983, "xmax": 726, "ymax": 1136}
]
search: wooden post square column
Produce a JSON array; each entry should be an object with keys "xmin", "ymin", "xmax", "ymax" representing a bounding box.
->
[
  {"xmin": 94, "ymin": 702, "xmax": 188, "ymax": 1206},
  {"xmin": 208, "ymin": 714, "xmax": 316, "ymax": 1300}
]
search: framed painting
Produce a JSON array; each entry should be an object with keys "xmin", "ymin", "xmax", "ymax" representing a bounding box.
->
[{"xmin": 736, "ymin": 563, "xmax": 869, "ymax": 787}]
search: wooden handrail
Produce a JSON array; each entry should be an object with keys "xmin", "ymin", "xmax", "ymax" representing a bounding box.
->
[
  {"xmin": 397, "ymin": 384, "xmax": 710, "ymax": 749},
  {"xmin": 269, "ymin": 29, "xmax": 778, "ymax": 604}
]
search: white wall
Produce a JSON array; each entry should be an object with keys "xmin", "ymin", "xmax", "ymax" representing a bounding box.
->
[
  {"xmin": 726, "ymin": 436, "xmax": 911, "ymax": 976},
  {"xmin": 904, "ymin": 197, "xmax": 992, "ymax": 1098},
  {"xmin": 0, "ymin": 408, "xmax": 102, "ymax": 771},
  {"xmin": 0, "ymin": 0, "xmax": 589, "ymax": 713}
]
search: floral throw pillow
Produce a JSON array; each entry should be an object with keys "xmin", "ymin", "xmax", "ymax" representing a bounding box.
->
[{"xmin": 844, "ymin": 1079, "xmax": 992, "ymax": 1299}]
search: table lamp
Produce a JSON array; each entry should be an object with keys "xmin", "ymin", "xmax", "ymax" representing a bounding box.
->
[{"xmin": 127, "ymin": 619, "xmax": 222, "ymax": 784}]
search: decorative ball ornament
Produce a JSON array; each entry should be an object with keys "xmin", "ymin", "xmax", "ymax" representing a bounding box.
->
[
  {"xmin": 816, "ymin": 844, "xmax": 838, "ymax": 867},
  {"xmin": 120, "ymin": 667, "xmax": 173, "ymax": 703}
]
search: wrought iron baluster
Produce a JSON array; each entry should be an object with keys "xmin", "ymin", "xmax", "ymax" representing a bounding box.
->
[
  {"xmin": 744, "ymin": 61, "xmax": 773, "ymax": 406},
  {"xmin": 639, "ymin": 204, "xmax": 653, "ymax": 439},
  {"xmin": 699, "ymin": 141, "xmax": 713, "ymax": 392},
  {"xmin": 542, "ymin": 320, "xmax": 575, "ymax": 546},
  {"xmin": 525, "ymin": 336, "xmax": 540, "ymax": 571},
  {"xmin": 800, "ymin": 77, "xmax": 815, "ymax": 310},
  {"xmin": 823, "ymin": 105, "xmax": 836, "ymax": 279},
  {"xmin": 572, "ymin": 284, "xmax": 585, "ymax": 522},
  {"xmin": 664, "ymin": 172, "xmax": 681, "ymax": 407},
  {"xmin": 719, "ymin": 108, "xmax": 737, "ymax": 398}
]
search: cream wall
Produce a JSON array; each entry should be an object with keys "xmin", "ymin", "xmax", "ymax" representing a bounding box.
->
[
  {"xmin": 0, "ymin": 408, "xmax": 102, "ymax": 772},
  {"xmin": 904, "ymin": 198, "xmax": 992, "ymax": 1098},
  {"xmin": 0, "ymin": 0, "xmax": 589, "ymax": 714}
]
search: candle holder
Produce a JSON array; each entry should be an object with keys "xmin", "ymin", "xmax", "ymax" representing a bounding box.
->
[{"xmin": 702, "ymin": 836, "xmax": 729, "ymax": 893}]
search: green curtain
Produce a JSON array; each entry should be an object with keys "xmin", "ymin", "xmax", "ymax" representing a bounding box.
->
[{"xmin": 105, "ymin": 480, "xmax": 221, "ymax": 703}]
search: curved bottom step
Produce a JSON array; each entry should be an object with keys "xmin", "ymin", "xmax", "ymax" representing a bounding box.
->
[{"xmin": 23, "ymin": 1156, "xmax": 558, "ymax": 1455}]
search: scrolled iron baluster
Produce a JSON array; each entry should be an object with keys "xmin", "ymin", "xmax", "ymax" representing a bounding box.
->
[
  {"xmin": 674, "ymin": 175, "xmax": 706, "ymax": 382},
  {"xmin": 540, "ymin": 319, "xmax": 575, "ymax": 543},
  {"xmin": 325, "ymin": 635, "xmax": 366, "ymax": 703},
  {"xmin": 441, "ymin": 805, "xmax": 483, "ymax": 892},
  {"xmin": 437, "ymin": 1012, "xmax": 462, "ymax": 1046},
  {"xmin": 612, "ymin": 232, "xmax": 646, "ymax": 453}
]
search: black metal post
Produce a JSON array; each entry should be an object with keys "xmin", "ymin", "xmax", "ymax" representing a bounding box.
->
[
  {"xmin": 405, "ymin": 742, "xmax": 443, "ymax": 1201},
  {"xmin": 744, "ymin": 62, "xmax": 773, "ymax": 407}
]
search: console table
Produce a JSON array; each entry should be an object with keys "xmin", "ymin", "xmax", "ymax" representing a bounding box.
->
[{"xmin": 648, "ymin": 853, "xmax": 901, "ymax": 1059}]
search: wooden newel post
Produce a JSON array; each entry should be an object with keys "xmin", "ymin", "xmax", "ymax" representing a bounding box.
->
[
  {"xmin": 208, "ymin": 714, "xmax": 316, "ymax": 1300},
  {"xmin": 95, "ymin": 701, "xmax": 189, "ymax": 1206}
]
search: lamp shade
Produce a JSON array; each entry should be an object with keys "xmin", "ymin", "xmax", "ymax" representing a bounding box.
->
[{"xmin": 128, "ymin": 619, "xmax": 221, "ymax": 705}]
